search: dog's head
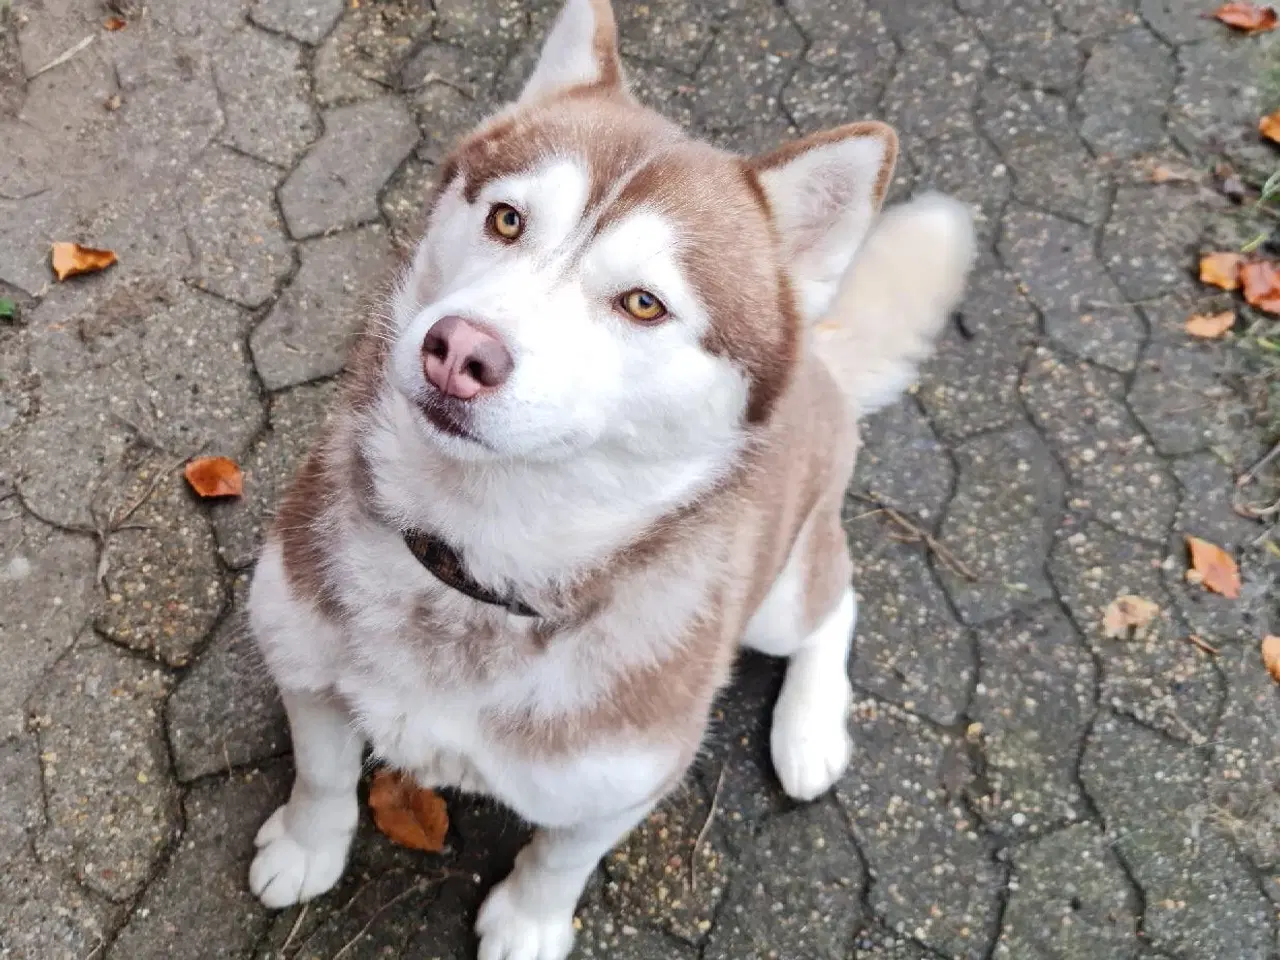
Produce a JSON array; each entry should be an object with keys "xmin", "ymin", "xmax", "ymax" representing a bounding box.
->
[{"xmin": 384, "ymin": 0, "xmax": 897, "ymax": 464}]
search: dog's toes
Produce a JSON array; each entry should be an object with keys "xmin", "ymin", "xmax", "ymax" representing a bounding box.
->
[
  {"xmin": 476, "ymin": 879, "xmax": 575, "ymax": 960},
  {"xmin": 770, "ymin": 683, "xmax": 853, "ymax": 802},
  {"xmin": 249, "ymin": 805, "xmax": 351, "ymax": 910}
]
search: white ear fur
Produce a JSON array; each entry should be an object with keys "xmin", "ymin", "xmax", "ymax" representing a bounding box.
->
[
  {"xmin": 753, "ymin": 122, "xmax": 898, "ymax": 321},
  {"xmin": 520, "ymin": 0, "xmax": 623, "ymax": 103}
]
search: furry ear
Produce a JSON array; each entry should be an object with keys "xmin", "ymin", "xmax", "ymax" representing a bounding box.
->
[
  {"xmin": 519, "ymin": 0, "xmax": 623, "ymax": 103},
  {"xmin": 751, "ymin": 121, "xmax": 898, "ymax": 321}
]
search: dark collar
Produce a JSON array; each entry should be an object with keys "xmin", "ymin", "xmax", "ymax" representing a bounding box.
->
[{"xmin": 401, "ymin": 530, "xmax": 541, "ymax": 618}]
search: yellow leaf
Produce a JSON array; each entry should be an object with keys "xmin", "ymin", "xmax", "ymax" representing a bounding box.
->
[{"xmin": 1198, "ymin": 252, "xmax": 1244, "ymax": 290}]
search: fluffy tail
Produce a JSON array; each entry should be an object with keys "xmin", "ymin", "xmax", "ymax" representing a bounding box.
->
[{"xmin": 813, "ymin": 191, "xmax": 976, "ymax": 417}]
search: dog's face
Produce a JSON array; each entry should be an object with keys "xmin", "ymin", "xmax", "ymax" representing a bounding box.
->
[{"xmin": 386, "ymin": 0, "xmax": 897, "ymax": 464}]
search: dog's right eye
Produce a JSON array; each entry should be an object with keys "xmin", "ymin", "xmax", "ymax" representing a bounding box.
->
[{"xmin": 488, "ymin": 203, "xmax": 524, "ymax": 241}]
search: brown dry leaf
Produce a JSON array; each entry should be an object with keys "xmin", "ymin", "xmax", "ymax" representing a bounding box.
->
[
  {"xmin": 1262, "ymin": 635, "xmax": 1280, "ymax": 683},
  {"xmin": 1211, "ymin": 2, "xmax": 1279, "ymax": 32},
  {"xmin": 50, "ymin": 242, "xmax": 118, "ymax": 281},
  {"xmin": 183, "ymin": 456, "xmax": 244, "ymax": 499},
  {"xmin": 1241, "ymin": 259, "xmax": 1280, "ymax": 313},
  {"xmin": 1185, "ymin": 535, "xmax": 1242, "ymax": 599},
  {"xmin": 1102, "ymin": 594, "xmax": 1161, "ymax": 639},
  {"xmin": 1198, "ymin": 251, "xmax": 1244, "ymax": 290},
  {"xmin": 1261, "ymin": 108, "xmax": 1280, "ymax": 143},
  {"xmin": 368, "ymin": 770, "xmax": 448, "ymax": 852},
  {"xmin": 1185, "ymin": 310, "xmax": 1236, "ymax": 339},
  {"xmin": 1149, "ymin": 163, "xmax": 1197, "ymax": 184},
  {"xmin": 104, "ymin": 15, "xmax": 127, "ymax": 30}
]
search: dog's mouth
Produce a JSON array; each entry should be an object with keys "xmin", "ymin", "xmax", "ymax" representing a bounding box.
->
[{"xmin": 416, "ymin": 395, "xmax": 481, "ymax": 444}]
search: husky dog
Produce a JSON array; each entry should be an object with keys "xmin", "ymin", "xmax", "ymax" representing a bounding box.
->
[{"xmin": 245, "ymin": 1, "xmax": 975, "ymax": 956}]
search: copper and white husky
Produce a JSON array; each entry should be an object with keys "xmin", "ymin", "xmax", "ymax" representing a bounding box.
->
[{"xmin": 245, "ymin": 1, "xmax": 975, "ymax": 956}]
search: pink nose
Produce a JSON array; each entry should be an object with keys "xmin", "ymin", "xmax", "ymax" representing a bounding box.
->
[{"xmin": 421, "ymin": 315, "xmax": 514, "ymax": 401}]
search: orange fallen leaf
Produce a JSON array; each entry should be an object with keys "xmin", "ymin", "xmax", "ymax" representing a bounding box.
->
[
  {"xmin": 1211, "ymin": 2, "xmax": 1279, "ymax": 32},
  {"xmin": 1102, "ymin": 594, "xmax": 1161, "ymax": 639},
  {"xmin": 1261, "ymin": 108, "xmax": 1280, "ymax": 143},
  {"xmin": 1185, "ymin": 535, "xmax": 1241, "ymax": 599},
  {"xmin": 1198, "ymin": 251, "xmax": 1244, "ymax": 290},
  {"xmin": 1149, "ymin": 163, "xmax": 1197, "ymax": 184},
  {"xmin": 104, "ymin": 16, "xmax": 127, "ymax": 30},
  {"xmin": 1262, "ymin": 635, "xmax": 1280, "ymax": 682},
  {"xmin": 50, "ymin": 242, "xmax": 117, "ymax": 281},
  {"xmin": 1184, "ymin": 310, "xmax": 1236, "ymax": 339},
  {"xmin": 183, "ymin": 456, "xmax": 244, "ymax": 498},
  {"xmin": 1241, "ymin": 259, "xmax": 1280, "ymax": 313},
  {"xmin": 368, "ymin": 770, "xmax": 448, "ymax": 852}
]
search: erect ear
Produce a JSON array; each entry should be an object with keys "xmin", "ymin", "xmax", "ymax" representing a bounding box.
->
[
  {"xmin": 751, "ymin": 121, "xmax": 898, "ymax": 321},
  {"xmin": 519, "ymin": 0, "xmax": 624, "ymax": 104}
]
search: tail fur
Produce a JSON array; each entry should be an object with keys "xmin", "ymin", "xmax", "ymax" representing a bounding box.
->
[{"xmin": 813, "ymin": 191, "xmax": 976, "ymax": 417}]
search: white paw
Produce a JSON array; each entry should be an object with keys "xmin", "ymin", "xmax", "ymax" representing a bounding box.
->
[
  {"xmin": 770, "ymin": 680, "xmax": 853, "ymax": 802},
  {"xmin": 249, "ymin": 805, "xmax": 354, "ymax": 909},
  {"xmin": 475, "ymin": 878, "xmax": 575, "ymax": 960}
]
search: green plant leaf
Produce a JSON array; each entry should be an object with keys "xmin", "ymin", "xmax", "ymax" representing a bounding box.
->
[{"xmin": 0, "ymin": 297, "xmax": 15, "ymax": 320}]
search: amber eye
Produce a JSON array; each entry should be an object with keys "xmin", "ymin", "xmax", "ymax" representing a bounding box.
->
[
  {"xmin": 488, "ymin": 203, "xmax": 524, "ymax": 241},
  {"xmin": 620, "ymin": 289, "xmax": 667, "ymax": 323}
]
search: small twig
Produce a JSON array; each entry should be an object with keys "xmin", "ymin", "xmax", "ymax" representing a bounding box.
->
[
  {"xmin": 852, "ymin": 492, "xmax": 979, "ymax": 582},
  {"xmin": 1187, "ymin": 634, "xmax": 1221, "ymax": 657},
  {"xmin": 330, "ymin": 881, "xmax": 427, "ymax": 960},
  {"xmin": 280, "ymin": 903, "xmax": 310, "ymax": 957},
  {"xmin": 30, "ymin": 35, "xmax": 94, "ymax": 78},
  {"xmin": 1238, "ymin": 440, "xmax": 1280, "ymax": 488},
  {"xmin": 110, "ymin": 451, "xmax": 190, "ymax": 529},
  {"xmin": 690, "ymin": 766, "xmax": 726, "ymax": 894}
]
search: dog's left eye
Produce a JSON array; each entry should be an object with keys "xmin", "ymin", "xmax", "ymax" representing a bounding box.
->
[
  {"xmin": 488, "ymin": 203, "xmax": 524, "ymax": 241},
  {"xmin": 620, "ymin": 289, "xmax": 667, "ymax": 323}
]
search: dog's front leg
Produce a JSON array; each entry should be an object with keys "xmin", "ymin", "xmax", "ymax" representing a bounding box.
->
[
  {"xmin": 250, "ymin": 690, "xmax": 364, "ymax": 908},
  {"xmin": 475, "ymin": 802, "xmax": 654, "ymax": 960}
]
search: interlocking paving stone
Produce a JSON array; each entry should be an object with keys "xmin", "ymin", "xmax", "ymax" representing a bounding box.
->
[
  {"xmin": 936, "ymin": 424, "xmax": 1066, "ymax": 626},
  {"xmin": 1081, "ymin": 713, "xmax": 1276, "ymax": 959},
  {"xmin": 978, "ymin": 78, "xmax": 1109, "ymax": 225},
  {"xmin": 1049, "ymin": 518, "xmax": 1221, "ymax": 743},
  {"xmin": 1139, "ymin": 0, "xmax": 1218, "ymax": 46},
  {"xmin": 573, "ymin": 900, "xmax": 701, "ymax": 960},
  {"xmin": 615, "ymin": 0, "xmax": 727, "ymax": 75},
  {"xmin": 0, "ymin": 734, "xmax": 44, "ymax": 865},
  {"xmin": 213, "ymin": 26, "xmax": 318, "ymax": 168},
  {"xmin": 838, "ymin": 699, "xmax": 1001, "ymax": 960},
  {"xmin": 851, "ymin": 928, "xmax": 935, "ymax": 958},
  {"xmin": 0, "ymin": 510, "xmax": 97, "ymax": 741},
  {"xmin": 1001, "ymin": 207, "xmax": 1147, "ymax": 372},
  {"xmin": 250, "ymin": 0, "xmax": 347, "ymax": 45},
  {"xmin": 279, "ymin": 97, "xmax": 419, "ymax": 239},
  {"xmin": 1101, "ymin": 185, "xmax": 1204, "ymax": 303},
  {"xmin": 251, "ymin": 225, "xmax": 394, "ymax": 390},
  {"xmin": 211, "ymin": 380, "xmax": 339, "ymax": 569},
  {"xmin": 181, "ymin": 145, "xmax": 294, "ymax": 308},
  {"xmin": 854, "ymin": 399, "xmax": 954, "ymax": 523},
  {"xmin": 106, "ymin": 765, "xmax": 289, "ymax": 960},
  {"xmin": 433, "ymin": 0, "xmax": 528, "ymax": 52},
  {"xmin": 381, "ymin": 155, "xmax": 441, "ymax": 247},
  {"xmin": 782, "ymin": 0, "xmax": 896, "ymax": 127},
  {"xmin": 703, "ymin": 801, "xmax": 863, "ymax": 960},
  {"xmin": 408, "ymin": 71, "xmax": 492, "ymax": 163},
  {"xmin": 94, "ymin": 463, "xmax": 227, "ymax": 667},
  {"xmin": 14, "ymin": 283, "xmax": 262, "ymax": 531},
  {"xmin": 845, "ymin": 514, "xmax": 974, "ymax": 727},
  {"xmin": 31, "ymin": 636, "xmax": 178, "ymax": 903},
  {"xmin": 0, "ymin": 848, "xmax": 123, "ymax": 960},
  {"xmin": 1021, "ymin": 348, "xmax": 1177, "ymax": 540},
  {"xmin": 956, "ymin": 0, "xmax": 1083, "ymax": 91},
  {"xmin": 1078, "ymin": 25, "xmax": 1175, "ymax": 160},
  {"xmin": 970, "ymin": 606, "xmax": 1095, "ymax": 837},
  {"xmin": 918, "ymin": 260, "xmax": 1038, "ymax": 442},
  {"xmin": 993, "ymin": 823, "xmax": 1141, "ymax": 959},
  {"xmin": 167, "ymin": 580, "xmax": 287, "ymax": 782}
]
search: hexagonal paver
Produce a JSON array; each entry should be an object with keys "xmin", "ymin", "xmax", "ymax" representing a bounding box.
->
[
  {"xmin": 936, "ymin": 424, "xmax": 1065, "ymax": 625},
  {"xmin": 249, "ymin": 0, "xmax": 346, "ymax": 45},
  {"xmin": 971, "ymin": 605, "xmax": 1095, "ymax": 836},
  {"xmin": 250, "ymin": 225, "xmax": 394, "ymax": 390},
  {"xmin": 1049, "ymin": 519, "xmax": 1221, "ymax": 743},
  {"xmin": 845, "ymin": 514, "xmax": 974, "ymax": 726},
  {"xmin": 105, "ymin": 765, "xmax": 289, "ymax": 960},
  {"xmin": 167, "ymin": 580, "xmax": 287, "ymax": 782},
  {"xmin": 782, "ymin": 0, "xmax": 896, "ymax": 128},
  {"xmin": 1100, "ymin": 185, "xmax": 1204, "ymax": 303},
  {"xmin": 279, "ymin": 96, "xmax": 419, "ymax": 239},
  {"xmin": 956, "ymin": 0, "xmax": 1082, "ymax": 91},
  {"xmin": 978, "ymin": 78, "xmax": 1108, "ymax": 225},
  {"xmin": 1078, "ymin": 25, "xmax": 1176, "ymax": 160},
  {"xmin": 0, "ymin": 848, "xmax": 123, "ymax": 960},
  {"xmin": 0, "ymin": 734, "xmax": 44, "ymax": 865},
  {"xmin": 214, "ymin": 26, "xmax": 318, "ymax": 168},
  {"xmin": 853, "ymin": 399, "xmax": 954, "ymax": 522},
  {"xmin": 615, "ymin": 0, "xmax": 727, "ymax": 75},
  {"xmin": 211, "ymin": 380, "xmax": 339, "ymax": 569},
  {"xmin": 704, "ymin": 801, "xmax": 864, "ymax": 960},
  {"xmin": 31, "ymin": 635, "xmax": 178, "ymax": 902},
  {"xmin": 1000, "ymin": 206, "xmax": 1145, "ymax": 372},
  {"xmin": 1081, "ymin": 713, "xmax": 1276, "ymax": 959},
  {"xmin": 838, "ymin": 699, "xmax": 1001, "ymax": 960},
  {"xmin": 182, "ymin": 146, "xmax": 294, "ymax": 308},
  {"xmin": 993, "ymin": 823, "xmax": 1141, "ymax": 959},
  {"xmin": 1021, "ymin": 348, "xmax": 1177, "ymax": 540}
]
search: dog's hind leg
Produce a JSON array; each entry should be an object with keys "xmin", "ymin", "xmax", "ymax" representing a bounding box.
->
[{"xmin": 742, "ymin": 506, "xmax": 856, "ymax": 802}]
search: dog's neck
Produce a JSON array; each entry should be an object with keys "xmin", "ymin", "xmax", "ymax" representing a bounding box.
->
[{"xmin": 353, "ymin": 391, "xmax": 746, "ymax": 594}]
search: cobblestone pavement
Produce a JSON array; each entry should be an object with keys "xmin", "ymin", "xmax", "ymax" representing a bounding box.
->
[{"xmin": 2, "ymin": 0, "xmax": 1279, "ymax": 958}]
